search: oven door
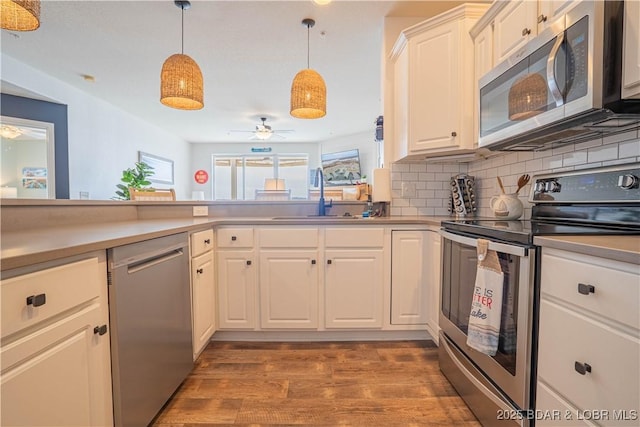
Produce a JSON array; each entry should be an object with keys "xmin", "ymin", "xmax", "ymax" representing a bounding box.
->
[{"xmin": 439, "ymin": 230, "xmax": 535, "ymax": 411}]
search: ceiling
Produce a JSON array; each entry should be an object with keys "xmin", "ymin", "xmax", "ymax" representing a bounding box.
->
[{"xmin": 1, "ymin": 1, "xmax": 465, "ymax": 144}]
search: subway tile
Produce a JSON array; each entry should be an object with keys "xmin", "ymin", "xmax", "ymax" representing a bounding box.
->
[
  {"xmin": 436, "ymin": 172, "xmax": 452, "ymax": 181},
  {"xmin": 574, "ymin": 162, "xmax": 601, "ymax": 170},
  {"xmin": 442, "ymin": 163, "xmax": 461, "ymax": 173},
  {"xmin": 525, "ymin": 158, "xmax": 543, "ymax": 172},
  {"xmin": 391, "ymin": 181, "xmax": 402, "ymax": 190},
  {"xmin": 401, "ymin": 172, "xmax": 418, "ymax": 181},
  {"xmin": 392, "ymin": 198, "xmax": 409, "ymax": 207},
  {"xmin": 409, "ymin": 163, "xmax": 427, "ymax": 173},
  {"xmin": 415, "ymin": 181, "xmax": 427, "ymax": 190},
  {"xmin": 603, "ymin": 129, "xmax": 638, "ymax": 145},
  {"xmin": 411, "ymin": 198, "xmax": 427, "ymax": 207},
  {"xmin": 602, "ymin": 158, "xmax": 637, "ymax": 167},
  {"xmin": 587, "ymin": 143, "xmax": 618, "ymax": 163},
  {"xmin": 390, "ymin": 207, "xmax": 402, "ymax": 216},
  {"xmin": 418, "ymin": 172, "xmax": 435, "ymax": 181},
  {"xmin": 390, "ymin": 172, "xmax": 402, "ymax": 182},
  {"xmin": 497, "ymin": 165, "xmax": 511, "ymax": 176},
  {"xmin": 619, "ymin": 139, "xmax": 640, "ymax": 159},
  {"xmin": 417, "ymin": 189, "xmax": 435, "ymax": 199},
  {"xmin": 517, "ymin": 152, "xmax": 534, "ymax": 162},
  {"xmin": 392, "ymin": 163, "xmax": 411, "ymax": 172},
  {"xmin": 418, "ymin": 207, "xmax": 436, "ymax": 216},
  {"xmin": 552, "ymin": 144, "xmax": 575, "ymax": 155},
  {"xmin": 542, "ymin": 155, "xmax": 564, "ymax": 170},
  {"xmin": 510, "ymin": 162, "xmax": 527, "ymax": 175},
  {"xmin": 426, "ymin": 198, "xmax": 443, "ymax": 207},
  {"xmin": 573, "ymin": 137, "xmax": 603, "ymax": 151},
  {"xmin": 426, "ymin": 164, "xmax": 443, "ymax": 173},
  {"xmin": 401, "ymin": 206, "xmax": 419, "ymax": 216},
  {"xmin": 534, "ymin": 150, "xmax": 553, "ymax": 159},
  {"xmin": 562, "ymin": 151, "xmax": 587, "ymax": 166},
  {"xmin": 433, "ymin": 207, "xmax": 450, "ymax": 216}
]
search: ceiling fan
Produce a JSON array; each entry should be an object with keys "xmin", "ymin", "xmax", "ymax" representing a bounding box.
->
[{"xmin": 230, "ymin": 117, "xmax": 294, "ymax": 141}]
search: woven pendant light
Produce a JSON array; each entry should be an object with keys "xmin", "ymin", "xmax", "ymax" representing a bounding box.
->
[
  {"xmin": 290, "ymin": 18, "xmax": 326, "ymax": 119},
  {"xmin": 160, "ymin": 0, "xmax": 204, "ymax": 110},
  {"xmin": 1, "ymin": 0, "xmax": 40, "ymax": 31}
]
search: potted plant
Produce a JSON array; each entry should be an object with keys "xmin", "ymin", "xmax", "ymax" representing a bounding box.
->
[{"xmin": 113, "ymin": 162, "xmax": 154, "ymax": 200}]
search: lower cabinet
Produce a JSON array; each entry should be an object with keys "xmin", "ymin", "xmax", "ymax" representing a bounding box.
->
[
  {"xmin": 259, "ymin": 250, "xmax": 319, "ymax": 329},
  {"xmin": 536, "ymin": 247, "xmax": 640, "ymax": 426},
  {"xmin": 391, "ymin": 230, "xmax": 429, "ymax": 325},
  {"xmin": 191, "ymin": 229, "xmax": 216, "ymax": 358},
  {"xmin": 325, "ymin": 248, "xmax": 384, "ymax": 328},
  {"xmin": 217, "ymin": 249, "xmax": 256, "ymax": 329},
  {"xmin": 0, "ymin": 252, "xmax": 113, "ymax": 427}
]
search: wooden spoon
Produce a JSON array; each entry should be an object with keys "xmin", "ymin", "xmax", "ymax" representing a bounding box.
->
[
  {"xmin": 516, "ymin": 174, "xmax": 530, "ymax": 194},
  {"xmin": 497, "ymin": 176, "xmax": 506, "ymax": 194}
]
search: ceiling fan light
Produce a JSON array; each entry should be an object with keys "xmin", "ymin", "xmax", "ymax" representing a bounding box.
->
[
  {"xmin": 1, "ymin": 0, "xmax": 40, "ymax": 31},
  {"xmin": 160, "ymin": 53, "xmax": 204, "ymax": 110},
  {"xmin": 290, "ymin": 69, "xmax": 326, "ymax": 119}
]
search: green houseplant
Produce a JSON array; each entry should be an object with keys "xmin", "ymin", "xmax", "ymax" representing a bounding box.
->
[{"xmin": 113, "ymin": 162, "xmax": 155, "ymax": 200}]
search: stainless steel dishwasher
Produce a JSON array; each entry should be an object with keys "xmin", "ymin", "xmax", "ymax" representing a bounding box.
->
[{"xmin": 107, "ymin": 232, "xmax": 192, "ymax": 427}]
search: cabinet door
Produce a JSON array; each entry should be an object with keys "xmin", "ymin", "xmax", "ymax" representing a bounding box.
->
[
  {"xmin": 409, "ymin": 19, "xmax": 461, "ymax": 152},
  {"xmin": 426, "ymin": 231, "xmax": 441, "ymax": 342},
  {"xmin": 192, "ymin": 251, "xmax": 215, "ymax": 357},
  {"xmin": 623, "ymin": 0, "xmax": 640, "ymax": 99},
  {"xmin": 217, "ymin": 250, "xmax": 256, "ymax": 329},
  {"xmin": 259, "ymin": 250, "xmax": 319, "ymax": 329},
  {"xmin": 493, "ymin": 0, "xmax": 538, "ymax": 64},
  {"xmin": 393, "ymin": 44, "xmax": 409, "ymax": 161},
  {"xmin": 538, "ymin": 0, "xmax": 575, "ymax": 32},
  {"xmin": 391, "ymin": 231, "xmax": 428, "ymax": 325},
  {"xmin": 1, "ymin": 301, "xmax": 112, "ymax": 427},
  {"xmin": 474, "ymin": 23, "xmax": 493, "ymax": 148},
  {"xmin": 325, "ymin": 249, "xmax": 384, "ymax": 328}
]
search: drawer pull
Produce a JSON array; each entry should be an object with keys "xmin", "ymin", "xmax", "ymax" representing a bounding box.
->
[
  {"xmin": 451, "ymin": 131, "xmax": 457, "ymax": 137},
  {"xmin": 26, "ymin": 293, "xmax": 46, "ymax": 307},
  {"xmin": 93, "ymin": 325, "xmax": 108, "ymax": 336},
  {"xmin": 246, "ymin": 260, "xmax": 252, "ymax": 266},
  {"xmin": 327, "ymin": 259, "xmax": 332, "ymax": 265},
  {"xmin": 577, "ymin": 283, "xmax": 595, "ymax": 295},
  {"xmin": 311, "ymin": 259, "xmax": 316, "ymax": 265},
  {"xmin": 196, "ymin": 268, "xmax": 204, "ymax": 274},
  {"xmin": 204, "ymin": 239, "xmax": 211, "ymax": 244},
  {"xmin": 574, "ymin": 361, "xmax": 592, "ymax": 375},
  {"xmin": 231, "ymin": 236, "xmax": 237, "ymax": 241}
]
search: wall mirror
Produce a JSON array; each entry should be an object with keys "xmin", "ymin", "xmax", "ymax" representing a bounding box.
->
[
  {"xmin": 1, "ymin": 116, "xmax": 56, "ymax": 199},
  {"xmin": 0, "ymin": 93, "xmax": 69, "ymax": 198}
]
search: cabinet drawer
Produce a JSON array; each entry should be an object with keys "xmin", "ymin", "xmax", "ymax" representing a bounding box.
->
[
  {"xmin": 259, "ymin": 228, "xmax": 318, "ymax": 248},
  {"xmin": 538, "ymin": 299, "xmax": 640, "ymax": 419},
  {"xmin": 325, "ymin": 228, "xmax": 384, "ymax": 248},
  {"xmin": 191, "ymin": 229, "xmax": 214, "ymax": 257},
  {"xmin": 1, "ymin": 257, "xmax": 103, "ymax": 339},
  {"xmin": 536, "ymin": 381, "xmax": 596, "ymax": 426},
  {"xmin": 541, "ymin": 249, "xmax": 640, "ymax": 329},
  {"xmin": 217, "ymin": 228, "xmax": 254, "ymax": 248}
]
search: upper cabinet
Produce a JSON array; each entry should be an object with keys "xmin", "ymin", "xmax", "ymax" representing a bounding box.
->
[
  {"xmin": 493, "ymin": 0, "xmax": 538, "ymax": 64},
  {"xmin": 389, "ymin": 3, "xmax": 489, "ymax": 162},
  {"xmin": 623, "ymin": 0, "xmax": 640, "ymax": 99}
]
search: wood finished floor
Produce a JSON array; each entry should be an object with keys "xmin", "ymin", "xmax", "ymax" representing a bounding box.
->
[{"xmin": 151, "ymin": 340, "xmax": 480, "ymax": 427}]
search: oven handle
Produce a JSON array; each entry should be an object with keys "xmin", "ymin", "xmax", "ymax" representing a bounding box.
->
[{"xmin": 440, "ymin": 230, "xmax": 528, "ymax": 257}]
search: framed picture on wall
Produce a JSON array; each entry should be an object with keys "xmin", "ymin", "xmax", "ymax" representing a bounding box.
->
[{"xmin": 139, "ymin": 152, "xmax": 174, "ymax": 185}]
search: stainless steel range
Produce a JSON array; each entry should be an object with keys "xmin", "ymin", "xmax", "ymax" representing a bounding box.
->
[{"xmin": 438, "ymin": 163, "xmax": 640, "ymax": 427}]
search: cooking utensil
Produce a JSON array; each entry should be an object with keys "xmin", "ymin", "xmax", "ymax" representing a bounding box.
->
[
  {"xmin": 497, "ymin": 176, "xmax": 506, "ymax": 194},
  {"xmin": 515, "ymin": 174, "xmax": 530, "ymax": 194}
]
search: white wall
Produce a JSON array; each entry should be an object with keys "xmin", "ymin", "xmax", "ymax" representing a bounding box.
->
[
  {"xmin": 0, "ymin": 138, "xmax": 48, "ymax": 199},
  {"xmin": 1, "ymin": 54, "xmax": 190, "ymax": 200}
]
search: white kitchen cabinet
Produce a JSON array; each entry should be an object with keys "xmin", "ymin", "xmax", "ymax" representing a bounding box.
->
[
  {"xmin": 258, "ymin": 227, "xmax": 319, "ymax": 329},
  {"xmin": 190, "ymin": 228, "xmax": 215, "ymax": 358},
  {"xmin": 389, "ymin": 4, "xmax": 488, "ymax": 161},
  {"xmin": 537, "ymin": 0, "xmax": 576, "ymax": 32},
  {"xmin": 493, "ymin": 0, "xmax": 538, "ymax": 64},
  {"xmin": 536, "ymin": 247, "xmax": 640, "ymax": 426},
  {"xmin": 216, "ymin": 227, "xmax": 256, "ymax": 329},
  {"xmin": 324, "ymin": 228, "xmax": 385, "ymax": 329},
  {"xmin": 1, "ymin": 252, "xmax": 113, "ymax": 427},
  {"xmin": 623, "ymin": 0, "xmax": 640, "ymax": 99},
  {"xmin": 473, "ymin": 22, "xmax": 493, "ymax": 148},
  {"xmin": 425, "ymin": 230, "xmax": 441, "ymax": 342},
  {"xmin": 390, "ymin": 230, "xmax": 428, "ymax": 326}
]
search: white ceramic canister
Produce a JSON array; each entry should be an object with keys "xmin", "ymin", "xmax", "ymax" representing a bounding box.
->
[{"xmin": 489, "ymin": 193, "xmax": 524, "ymax": 220}]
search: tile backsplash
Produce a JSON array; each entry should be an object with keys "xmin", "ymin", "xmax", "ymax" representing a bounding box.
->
[{"xmin": 390, "ymin": 129, "xmax": 640, "ymax": 218}]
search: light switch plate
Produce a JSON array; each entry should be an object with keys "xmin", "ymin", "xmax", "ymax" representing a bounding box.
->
[{"xmin": 193, "ymin": 206, "xmax": 208, "ymax": 217}]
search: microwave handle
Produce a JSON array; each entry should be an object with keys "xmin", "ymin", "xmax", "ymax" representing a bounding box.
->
[
  {"xmin": 439, "ymin": 230, "xmax": 528, "ymax": 257},
  {"xmin": 546, "ymin": 31, "xmax": 565, "ymax": 107}
]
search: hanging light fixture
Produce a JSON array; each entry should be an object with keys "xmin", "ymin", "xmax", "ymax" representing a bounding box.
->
[
  {"xmin": 290, "ymin": 18, "xmax": 326, "ymax": 119},
  {"xmin": 1, "ymin": 0, "xmax": 40, "ymax": 31},
  {"xmin": 160, "ymin": 0, "xmax": 204, "ymax": 110}
]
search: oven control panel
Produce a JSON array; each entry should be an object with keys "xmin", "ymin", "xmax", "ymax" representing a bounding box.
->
[{"xmin": 530, "ymin": 163, "xmax": 640, "ymax": 203}]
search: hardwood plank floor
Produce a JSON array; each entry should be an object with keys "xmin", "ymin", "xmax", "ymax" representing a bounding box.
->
[{"xmin": 152, "ymin": 340, "xmax": 480, "ymax": 427}]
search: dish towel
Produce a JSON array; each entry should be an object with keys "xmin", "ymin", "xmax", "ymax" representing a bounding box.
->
[{"xmin": 466, "ymin": 239, "xmax": 504, "ymax": 356}]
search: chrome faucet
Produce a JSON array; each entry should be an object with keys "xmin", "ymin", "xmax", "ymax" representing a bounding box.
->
[{"xmin": 314, "ymin": 167, "xmax": 333, "ymax": 216}]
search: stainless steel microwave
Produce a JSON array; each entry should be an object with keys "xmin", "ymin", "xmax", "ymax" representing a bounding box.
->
[{"xmin": 479, "ymin": 0, "xmax": 640, "ymax": 151}]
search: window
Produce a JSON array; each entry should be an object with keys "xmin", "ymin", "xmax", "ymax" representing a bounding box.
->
[{"xmin": 212, "ymin": 154, "xmax": 309, "ymax": 200}]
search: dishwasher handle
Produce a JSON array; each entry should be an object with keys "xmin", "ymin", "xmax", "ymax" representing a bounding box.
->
[{"xmin": 127, "ymin": 248, "xmax": 184, "ymax": 274}]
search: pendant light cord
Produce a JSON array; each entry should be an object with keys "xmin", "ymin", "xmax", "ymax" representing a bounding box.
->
[
  {"xmin": 181, "ymin": 5, "xmax": 184, "ymax": 54},
  {"xmin": 306, "ymin": 23, "xmax": 310, "ymax": 69}
]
